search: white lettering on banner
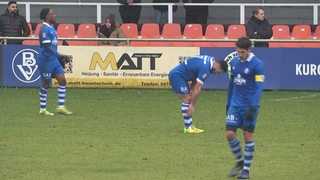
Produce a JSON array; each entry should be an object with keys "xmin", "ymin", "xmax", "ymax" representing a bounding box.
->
[{"xmin": 296, "ymin": 64, "xmax": 320, "ymax": 76}]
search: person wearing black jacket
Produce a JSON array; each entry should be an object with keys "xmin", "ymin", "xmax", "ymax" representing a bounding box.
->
[
  {"xmin": 246, "ymin": 8, "xmax": 273, "ymax": 47},
  {"xmin": 183, "ymin": 0, "xmax": 215, "ymax": 25},
  {"xmin": 117, "ymin": 0, "xmax": 141, "ymax": 24},
  {"xmin": 0, "ymin": 1, "xmax": 30, "ymax": 44},
  {"xmin": 153, "ymin": 0, "xmax": 178, "ymax": 24}
]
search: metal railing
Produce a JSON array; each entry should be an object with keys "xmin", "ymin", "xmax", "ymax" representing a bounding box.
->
[
  {"xmin": 0, "ymin": 2, "xmax": 319, "ymax": 24},
  {"xmin": 1, "ymin": 36, "xmax": 319, "ymax": 47}
]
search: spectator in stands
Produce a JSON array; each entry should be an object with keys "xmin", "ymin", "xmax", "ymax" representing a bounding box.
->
[
  {"xmin": 98, "ymin": 14, "xmax": 127, "ymax": 46},
  {"xmin": 183, "ymin": 0, "xmax": 215, "ymax": 25},
  {"xmin": 153, "ymin": 0, "xmax": 178, "ymax": 25},
  {"xmin": 117, "ymin": 0, "xmax": 141, "ymax": 24},
  {"xmin": 0, "ymin": 1, "xmax": 30, "ymax": 44},
  {"xmin": 246, "ymin": 8, "xmax": 273, "ymax": 47}
]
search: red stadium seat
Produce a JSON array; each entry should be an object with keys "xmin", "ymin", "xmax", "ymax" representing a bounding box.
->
[
  {"xmin": 150, "ymin": 23, "xmax": 182, "ymax": 47},
  {"xmin": 315, "ymin": 25, "xmax": 320, "ymax": 38},
  {"xmin": 140, "ymin": 23, "xmax": 160, "ymax": 38},
  {"xmin": 120, "ymin": 23, "xmax": 141, "ymax": 46},
  {"xmin": 227, "ymin": 24, "xmax": 246, "ymax": 39},
  {"xmin": 195, "ymin": 24, "xmax": 226, "ymax": 47},
  {"xmin": 292, "ymin": 24, "xmax": 312, "ymax": 39},
  {"xmin": 171, "ymin": 24, "xmax": 203, "ymax": 47},
  {"xmin": 219, "ymin": 24, "xmax": 246, "ymax": 47},
  {"xmin": 120, "ymin": 23, "xmax": 139, "ymax": 38},
  {"xmin": 73, "ymin": 23, "xmax": 98, "ymax": 46},
  {"xmin": 57, "ymin": 23, "xmax": 75, "ymax": 45},
  {"xmin": 138, "ymin": 23, "xmax": 161, "ymax": 46},
  {"xmin": 291, "ymin": 24, "xmax": 318, "ymax": 48},
  {"xmin": 269, "ymin": 25, "xmax": 298, "ymax": 48},
  {"xmin": 23, "ymin": 23, "xmax": 42, "ymax": 45},
  {"xmin": 162, "ymin": 23, "xmax": 182, "ymax": 38}
]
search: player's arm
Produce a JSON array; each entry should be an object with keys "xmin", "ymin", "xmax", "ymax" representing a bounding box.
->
[
  {"xmin": 226, "ymin": 73, "xmax": 234, "ymax": 113},
  {"xmin": 188, "ymin": 80, "xmax": 203, "ymax": 115},
  {"xmin": 41, "ymin": 29, "xmax": 60, "ymax": 58},
  {"xmin": 43, "ymin": 43, "xmax": 60, "ymax": 58},
  {"xmin": 251, "ymin": 61, "xmax": 264, "ymax": 106}
]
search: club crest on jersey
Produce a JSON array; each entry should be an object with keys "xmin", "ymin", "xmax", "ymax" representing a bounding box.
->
[
  {"xmin": 234, "ymin": 74, "xmax": 246, "ymax": 85},
  {"xmin": 12, "ymin": 49, "xmax": 40, "ymax": 83},
  {"xmin": 244, "ymin": 68, "xmax": 250, "ymax": 74}
]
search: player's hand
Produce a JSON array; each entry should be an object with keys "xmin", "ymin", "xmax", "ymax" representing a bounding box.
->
[
  {"xmin": 246, "ymin": 106, "xmax": 256, "ymax": 121},
  {"xmin": 187, "ymin": 104, "xmax": 194, "ymax": 116}
]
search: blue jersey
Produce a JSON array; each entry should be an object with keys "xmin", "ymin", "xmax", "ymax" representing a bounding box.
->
[
  {"xmin": 227, "ymin": 53, "xmax": 264, "ymax": 106},
  {"xmin": 37, "ymin": 22, "xmax": 64, "ymax": 80},
  {"xmin": 38, "ymin": 22, "xmax": 59, "ymax": 62},
  {"xmin": 169, "ymin": 55, "xmax": 214, "ymax": 85}
]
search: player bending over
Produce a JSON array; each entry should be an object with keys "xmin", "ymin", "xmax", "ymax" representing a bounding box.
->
[{"xmin": 169, "ymin": 55, "xmax": 228, "ymax": 134}]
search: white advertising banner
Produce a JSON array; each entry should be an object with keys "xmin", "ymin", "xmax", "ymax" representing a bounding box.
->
[{"xmin": 53, "ymin": 46, "xmax": 200, "ymax": 88}]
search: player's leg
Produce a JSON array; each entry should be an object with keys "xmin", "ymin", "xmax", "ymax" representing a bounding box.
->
[
  {"xmin": 237, "ymin": 106, "xmax": 259, "ymax": 179},
  {"xmin": 54, "ymin": 68, "xmax": 73, "ymax": 115},
  {"xmin": 168, "ymin": 73, "xmax": 203, "ymax": 133},
  {"xmin": 226, "ymin": 106, "xmax": 243, "ymax": 177},
  {"xmin": 38, "ymin": 61, "xmax": 54, "ymax": 115},
  {"xmin": 39, "ymin": 79, "xmax": 54, "ymax": 115},
  {"xmin": 179, "ymin": 93, "xmax": 204, "ymax": 134}
]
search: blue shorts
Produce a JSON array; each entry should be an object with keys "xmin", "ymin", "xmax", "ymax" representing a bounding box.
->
[
  {"xmin": 38, "ymin": 59, "xmax": 64, "ymax": 80},
  {"xmin": 226, "ymin": 106, "xmax": 260, "ymax": 133},
  {"xmin": 168, "ymin": 72, "xmax": 189, "ymax": 94}
]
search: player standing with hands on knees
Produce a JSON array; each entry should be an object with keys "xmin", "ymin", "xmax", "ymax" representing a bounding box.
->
[
  {"xmin": 169, "ymin": 56, "xmax": 228, "ymax": 134},
  {"xmin": 37, "ymin": 8, "xmax": 73, "ymax": 116},
  {"xmin": 225, "ymin": 37, "xmax": 264, "ymax": 179}
]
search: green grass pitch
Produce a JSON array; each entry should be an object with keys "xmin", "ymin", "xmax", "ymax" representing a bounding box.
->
[{"xmin": 1, "ymin": 88, "xmax": 319, "ymax": 179}]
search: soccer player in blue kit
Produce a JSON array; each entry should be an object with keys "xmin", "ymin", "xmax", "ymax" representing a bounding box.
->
[
  {"xmin": 38, "ymin": 8, "xmax": 72, "ymax": 115},
  {"xmin": 169, "ymin": 55, "xmax": 228, "ymax": 134},
  {"xmin": 225, "ymin": 37, "xmax": 264, "ymax": 179}
]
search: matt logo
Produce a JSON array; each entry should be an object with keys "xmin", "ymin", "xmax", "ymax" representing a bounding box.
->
[
  {"xmin": 90, "ymin": 52, "xmax": 162, "ymax": 70},
  {"xmin": 12, "ymin": 49, "xmax": 40, "ymax": 83}
]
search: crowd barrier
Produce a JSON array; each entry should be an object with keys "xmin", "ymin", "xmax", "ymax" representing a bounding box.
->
[
  {"xmin": 1, "ymin": 45, "xmax": 319, "ymax": 90},
  {"xmin": 0, "ymin": 2, "xmax": 319, "ymax": 25}
]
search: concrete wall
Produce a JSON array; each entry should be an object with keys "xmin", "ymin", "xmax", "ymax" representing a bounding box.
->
[{"xmin": 1, "ymin": 0, "xmax": 319, "ymax": 26}]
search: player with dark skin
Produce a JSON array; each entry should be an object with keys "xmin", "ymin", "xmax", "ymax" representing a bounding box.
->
[
  {"xmin": 41, "ymin": 9, "xmax": 67, "ymax": 89},
  {"xmin": 38, "ymin": 8, "xmax": 72, "ymax": 115}
]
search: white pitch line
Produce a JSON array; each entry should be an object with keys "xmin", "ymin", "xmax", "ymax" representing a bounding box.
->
[{"xmin": 273, "ymin": 93, "xmax": 320, "ymax": 102}]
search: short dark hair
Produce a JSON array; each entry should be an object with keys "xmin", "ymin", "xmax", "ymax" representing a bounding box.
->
[
  {"xmin": 216, "ymin": 60, "xmax": 228, "ymax": 73},
  {"xmin": 252, "ymin": 7, "xmax": 263, "ymax": 16},
  {"xmin": 236, "ymin": 36, "xmax": 252, "ymax": 50},
  {"xmin": 40, "ymin": 8, "xmax": 51, "ymax": 20},
  {"xmin": 8, "ymin": 1, "xmax": 17, "ymax": 6}
]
